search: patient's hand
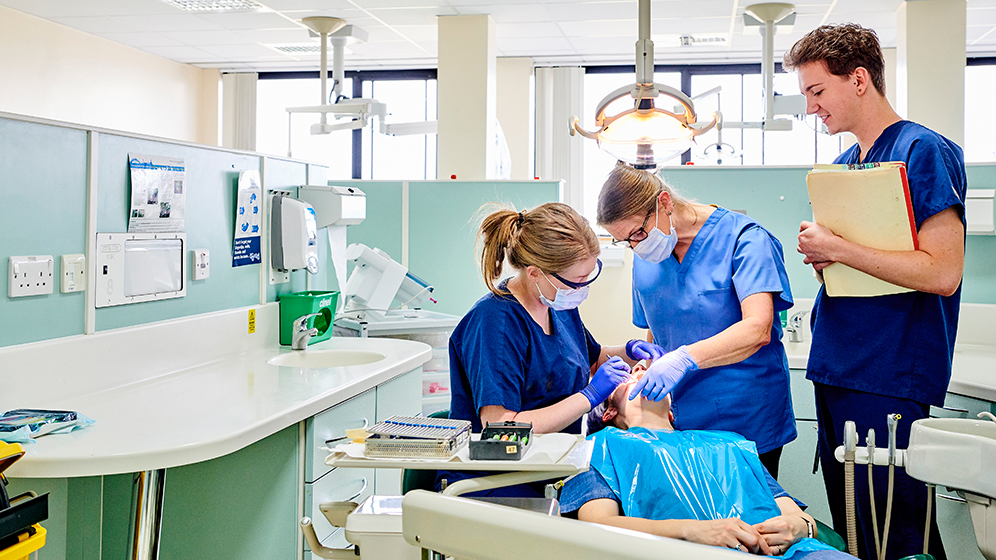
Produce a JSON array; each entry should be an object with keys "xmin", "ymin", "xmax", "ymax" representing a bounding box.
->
[
  {"xmin": 681, "ymin": 518, "xmax": 773, "ymax": 555},
  {"xmin": 754, "ymin": 515, "xmax": 807, "ymax": 556}
]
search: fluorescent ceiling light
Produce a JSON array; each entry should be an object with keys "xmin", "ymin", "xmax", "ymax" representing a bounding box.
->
[{"xmin": 160, "ymin": 0, "xmax": 264, "ymax": 12}]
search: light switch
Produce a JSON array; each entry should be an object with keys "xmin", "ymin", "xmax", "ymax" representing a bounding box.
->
[
  {"xmin": 193, "ymin": 249, "xmax": 210, "ymax": 280},
  {"xmin": 61, "ymin": 254, "xmax": 86, "ymax": 293}
]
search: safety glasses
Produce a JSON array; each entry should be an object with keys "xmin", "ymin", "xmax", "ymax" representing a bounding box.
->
[{"xmin": 551, "ymin": 258, "xmax": 603, "ymax": 289}]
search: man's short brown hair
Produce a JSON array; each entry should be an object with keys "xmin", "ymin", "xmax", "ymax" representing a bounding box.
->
[{"xmin": 783, "ymin": 23, "xmax": 886, "ymax": 96}]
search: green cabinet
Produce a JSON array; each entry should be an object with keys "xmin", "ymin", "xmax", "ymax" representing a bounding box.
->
[{"xmin": 780, "ymin": 369, "xmax": 831, "ymax": 524}]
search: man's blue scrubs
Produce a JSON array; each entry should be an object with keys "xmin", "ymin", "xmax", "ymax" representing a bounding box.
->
[{"xmin": 808, "ymin": 120, "xmax": 966, "ymax": 560}]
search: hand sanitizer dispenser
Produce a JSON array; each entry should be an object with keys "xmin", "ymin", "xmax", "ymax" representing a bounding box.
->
[{"xmin": 271, "ymin": 195, "xmax": 319, "ymax": 274}]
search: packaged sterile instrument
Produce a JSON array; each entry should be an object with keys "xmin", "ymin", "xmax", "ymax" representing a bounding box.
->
[{"xmin": 364, "ymin": 416, "xmax": 471, "ymax": 458}]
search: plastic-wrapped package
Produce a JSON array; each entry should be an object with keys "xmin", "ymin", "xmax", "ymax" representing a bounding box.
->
[{"xmin": 0, "ymin": 409, "xmax": 95, "ymax": 443}]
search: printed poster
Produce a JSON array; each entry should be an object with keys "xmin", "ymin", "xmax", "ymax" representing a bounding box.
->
[
  {"xmin": 233, "ymin": 169, "xmax": 262, "ymax": 267},
  {"xmin": 127, "ymin": 154, "xmax": 186, "ymax": 233}
]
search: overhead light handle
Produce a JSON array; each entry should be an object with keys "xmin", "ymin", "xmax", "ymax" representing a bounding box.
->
[{"xmin": 635, "ymin": 0, "xmax": 654, "ymax": 86}]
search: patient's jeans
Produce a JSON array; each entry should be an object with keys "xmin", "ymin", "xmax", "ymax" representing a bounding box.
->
[{"xmin": 814, "ymin": 383, "xmax": 946, "ymax": 560}]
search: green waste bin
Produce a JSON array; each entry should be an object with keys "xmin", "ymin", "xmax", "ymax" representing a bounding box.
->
[{"xmin": 278, "ymin": 291, "xmax": 339, "ymax": 346}]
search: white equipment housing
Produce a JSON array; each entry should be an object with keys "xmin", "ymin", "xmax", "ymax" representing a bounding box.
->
[
  {"xmin": 342, "ymin": 243, "xmax": 432, "ymax": 320},
  {"xmin": 298, "ymin": 185, "xmax": 366, "ymax": 228}
]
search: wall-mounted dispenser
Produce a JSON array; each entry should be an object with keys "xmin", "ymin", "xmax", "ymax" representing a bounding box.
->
[
  {"xmin": 271, "ymin": 195, "xmax": 319, "ymax": 273},
  {"xmin": 298, "ymin": 185, "xmax": 366, "ymax": 227},
  {"xmin": 966, "ymin": 189, "xmax": 995, "ymax": 235}
]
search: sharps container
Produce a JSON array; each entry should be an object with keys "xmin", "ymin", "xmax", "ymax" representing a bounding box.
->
[{"xmin": 278, "ymin": 291, "xmax": 339, "ymax": 346}]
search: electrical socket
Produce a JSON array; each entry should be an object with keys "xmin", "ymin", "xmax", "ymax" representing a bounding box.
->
[{"xmin": 8, "ymin": 256, "xmax": 54, "ymax": 297}]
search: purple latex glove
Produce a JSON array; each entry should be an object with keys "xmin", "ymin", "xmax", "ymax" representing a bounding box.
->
[
  {"xmin": 629, "ymin": 346, "xmax": 698, "ymax": 401},
  {"xmin": 625, "ymin": 339, "xmax": 666, "ymax": 362},
  {"xmin": 580, "ymin": 356, "xmax": 631, "ymax": 409}
]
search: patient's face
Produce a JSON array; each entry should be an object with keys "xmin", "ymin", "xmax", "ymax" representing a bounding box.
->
[{"xmin": 606, "ymin": 365, "xmax": 672, "ymax": 429}]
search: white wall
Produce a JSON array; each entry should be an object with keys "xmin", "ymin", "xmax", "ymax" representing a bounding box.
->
[{"xmin": 0, "ymin": 5, "xmax": 220, "ymax": 145}]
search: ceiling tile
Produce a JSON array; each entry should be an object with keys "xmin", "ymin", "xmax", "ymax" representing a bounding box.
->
[
  {"xmin": 968, "ymin": 7, "xmax": 996, "ymax": 25},
  {"xmin": 0, "ymin": 0, "xmax": 100, "ymax": 18},
  {"xmin": 261, "ymin": 0, "xmax": 354, "ymax": 9},
  {"xmin": 968, "ymin": 25, "xmax": 996, "ymax": 44},
  {"xmin": 451, "ymin": 2, "xmax": 551, "ymax": 23},
  {"xmin": 558, "ymin": 19, "xmax": 635, "ymax": 38},
  {"xmin": 544, "ymin": 2, "xmax": 637, "ymax": 23},
  {"xmin": 495, "ymin": 21, "xmax": 563, "ymax": 38},
  {"xmin": 658, "ymin": 0, "xmax": 732, "ymax": 19},
  {"xmin": 194, "ymin": 11, "xmax": 295, "ymax": 29},
  {"xmin": 365, "ymin": 6, "xmax": 457, "ymax": 25},
  {"xmin": 199, "ymin": 43, "xmax": 289, "ymax": 57},
  {"xmin": 235, "ymin": 27, "xmax": 314, "ymax": 42},
  {"xmin": 97, "ymin": 31, "xmax": 184, "ymax": 47},
  {"xmin": 49, "ymin": 15, "xmax": 144, "ymax": 33},
  {"xmin": 497, "ymin": 35, "xmax": 573, "ymax": 51},
  {"xmin": 388, "ymin": 24, "xmax": 437, "ymax": 41},
  {"xmin": 655, "ymin": 16, "xmax": 731, "ymax": 35},
  {"xmin": 84, "ymin": 0, "xmax": 181, "ymax": 16},
  {"xmin": 141, "ymin": 44, "xmax": 223, "ymax": 61},
  {"xmin": 110, "ymin": 14, "xmax": 226, "ymax": 32},
  {"xmin": 164, "ymin": 28, "xmax": 258, "ymax": 44}
]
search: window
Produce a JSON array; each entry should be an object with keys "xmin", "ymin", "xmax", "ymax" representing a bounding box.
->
[{"xmin": 256, "ymin": 70, "xmax": 438, "ymax": 179}]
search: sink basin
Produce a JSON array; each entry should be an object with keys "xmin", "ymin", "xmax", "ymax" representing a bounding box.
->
[
  {"xmin": 268, "ymin": 349, "xmax": 386, "ymax": 368},
  {"xmin": 907, "ymin": 417, "xmax": 996, "ymax": 499}
]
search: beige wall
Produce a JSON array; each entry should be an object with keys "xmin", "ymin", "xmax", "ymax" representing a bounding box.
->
[
  {"xmin": 578, "ymin": 246, "xmax": 646, "ymax": 345},
  {"xmin": 496, "ymin": 57, "xmax": 534, "ymax": 180},
  {"xmin": 0, "ymin": 6, "xmax": 220, "ymax": 145}
]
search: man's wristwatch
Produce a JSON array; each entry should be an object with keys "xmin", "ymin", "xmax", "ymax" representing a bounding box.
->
[{"xmin": 800, "ymin": 516, "xmax": 815, "ymax": 539}]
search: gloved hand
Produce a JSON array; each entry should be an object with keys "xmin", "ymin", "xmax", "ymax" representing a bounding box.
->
[
  {"xmin": 580, "ymin": 356, "xmax": 631, "ymax": 409},
  {"xmin": 629, "ymin": 346, "xmax": 698, "ymax": 401},
  {"xmin": 625, "ymin": 339, "xmax": 666, "ymax": 362}
]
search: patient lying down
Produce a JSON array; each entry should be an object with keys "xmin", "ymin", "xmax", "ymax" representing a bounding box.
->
[{"xmin": 559, "ymin": 374, "xmax": 849, "ymax": 558}]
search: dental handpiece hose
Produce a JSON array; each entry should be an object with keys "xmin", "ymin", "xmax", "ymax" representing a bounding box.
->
[
  {"xmin": 843, "ymin": 421, "xmax": 858, "ymax": 557},
  {"xmin": 867, "ymin": 429, "xmax": 881, "ymax": 560},
  {"xmin": 880, "ymin": 413, "xmax": 901, "ymax": 560}
]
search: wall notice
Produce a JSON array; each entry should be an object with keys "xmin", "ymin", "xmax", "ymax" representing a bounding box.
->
[
  {"xmin": 127, "ymin": 153, "xmax": 186, "ymax": 233},
  {"xmin": 233, "ymin": 169, "xmax": 262, "ymax": 267}
]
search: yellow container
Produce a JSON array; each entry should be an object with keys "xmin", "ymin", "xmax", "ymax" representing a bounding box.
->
[{"xmin": 0, "ymin": 524, "xmax": 45, "ymax": 560}]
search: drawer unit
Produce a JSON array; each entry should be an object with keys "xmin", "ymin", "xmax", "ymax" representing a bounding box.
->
[
  {"xmin": 375, "ymin": 368, "xmax": 422, "ymax": 495},
  {"xmin": 305, "ymin": 390, "xmax": 376, "ymax": 483},
  {"xmin": 305, "ymin": 466, "xmax": 375, "ymax": 544},
  {"xmin": 422, "ymin": 371, "xmax": 451, "ymax": 398}
]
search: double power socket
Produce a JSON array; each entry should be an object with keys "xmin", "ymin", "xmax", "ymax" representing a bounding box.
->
[{"xmin": 8, "ymin": 255, "xmax": 86, "ymax": 298}]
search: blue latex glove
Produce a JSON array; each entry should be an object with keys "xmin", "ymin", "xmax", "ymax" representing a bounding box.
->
[
  {"xmin": 625, "ymin": 339, "xmax": 666, "ymax": 362},
  {"xmin": 580, "ymin": 356, "xmax": 631, "ymax": 409},
  {"xmin": 629, "ymin": 346, "xmax": 698, "ymax": 401}
]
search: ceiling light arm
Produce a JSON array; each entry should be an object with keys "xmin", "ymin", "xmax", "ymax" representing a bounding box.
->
[{"xmin": 636, "ymin": 0, "xmax": 653, "ymax": 85}]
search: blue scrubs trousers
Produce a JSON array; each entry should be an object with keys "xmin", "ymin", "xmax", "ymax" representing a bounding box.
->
[{"xmin": 814, "ymin": 383, "xmax": 946, "ymax": 560}]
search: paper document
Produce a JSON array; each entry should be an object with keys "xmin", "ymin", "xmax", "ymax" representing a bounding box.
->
[
  {"xmin": 806, "ymin": 162, "xmax": 916, "ymax": 297},
  {"xmin": 127, "ymin": 153, "xmax": 186, "ymax": 233}
]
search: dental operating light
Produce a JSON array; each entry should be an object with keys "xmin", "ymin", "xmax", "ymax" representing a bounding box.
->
[{"xmin": 570, "ymin": 0, "xmax": 717, "ymax": 169}]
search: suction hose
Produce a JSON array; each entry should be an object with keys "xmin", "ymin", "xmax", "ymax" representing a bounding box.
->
[
  {"xmin": 843, "ymin": 421, "xmax": 859, "ymax": 557},
  {"xmin": 880, "ymin": 413, "xmax": 901, "ymax": 560},
  {"xmin": 867, "ymin": 429, "xmax": 881, "ymax": 560}
]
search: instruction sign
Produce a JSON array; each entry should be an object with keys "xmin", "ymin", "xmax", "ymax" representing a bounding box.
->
[
  {"xmin": 127, "ymin": 153, "xmax": 186, "ymax": 233},
  {"xmin": 233, "ymin": 169, "xmax": 262, "ymax": 267}
]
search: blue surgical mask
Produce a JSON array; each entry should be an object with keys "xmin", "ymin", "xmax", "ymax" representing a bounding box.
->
[
  {"xmin": 632, "ymin": 209, "xmax": 677, "ymax": 264},
  {"xmin": 537, "ymin": 273, "xmax": 589, "ymax": 311}
]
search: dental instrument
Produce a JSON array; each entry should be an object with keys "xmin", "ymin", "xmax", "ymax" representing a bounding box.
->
[
  {"xmin": 867, "ymin": 429, "xmax": 881, "ymax": 560},
  {"xmin": 880, "ymin": 413, "xmax": 900, "ymax": 560},
  {"xmin": 843, "ymin": 420, "xmax": 858, "ymax": 556}
]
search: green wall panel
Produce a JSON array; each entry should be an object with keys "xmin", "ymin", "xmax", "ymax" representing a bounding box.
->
[
  {"xmin": 338, "ymin": 180, "xmax": 405, "ymax": 269},
  {"xmin": 95, "ymin": 134, "xmax": 262, "ymax": 330},
  {"xmin": 964, "ymin": 164, "xmax": 996, "ymax": 304},
  {"xmin": 0, "ymin": 119, "xmax": 88, "ymax": 347},
  {"xmin": 5, "ymin": 477, "xmax": 69, "ymax": 560},
  {"xmin": 159, "ymin": 425, "xmax": 299, "ymax": 560},
  {"xmin": 660, "ymin": 167, "xmax": 821, "ymax": 299},
  {"xmin": 408, "ymin": 181, "xmax": 561, "ymax": 316}
]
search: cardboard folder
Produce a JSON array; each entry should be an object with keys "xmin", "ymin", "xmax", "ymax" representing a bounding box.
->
[{"xmin": 806, "ymin": 162, "xmax": 917, "ymax": 297}]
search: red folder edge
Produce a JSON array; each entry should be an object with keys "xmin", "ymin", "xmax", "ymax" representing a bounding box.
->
[{"xmin": 897, "ymin": 164, "xmax": 919, "ymax": 250}]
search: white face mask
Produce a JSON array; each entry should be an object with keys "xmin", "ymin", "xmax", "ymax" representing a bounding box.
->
[
  {"xmin": 632, "ymin": 209, "xmax": 677, "ymax": 264},
  {"xmin": 537, "ymin": 273, "xmax": 589, "ymax": 311}
]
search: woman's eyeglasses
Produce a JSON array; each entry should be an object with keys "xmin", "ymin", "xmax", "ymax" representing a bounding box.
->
[
  {"xmin": 610, "ymin": 206, "xmax": 655, "ymax": 246},
  {"xmin": 551, "ymin": 259, "xmax": 603, "ymax": 289}
]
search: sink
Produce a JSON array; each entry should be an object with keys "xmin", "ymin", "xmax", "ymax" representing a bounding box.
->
[
  {"xmin": 907, "ymin": 417, "xmax": 996, "ymax": 499},
  {"xmin": 268, "ymin": 349, "xmax": 386, "ymax": 368}
]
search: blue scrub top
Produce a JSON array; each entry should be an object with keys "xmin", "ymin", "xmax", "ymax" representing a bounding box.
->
[
  {"xmin": 632, "ymin": 207, "xmax": 796, "ymax": 454},
  {"xmin": 448, "ymin": 281, "xmax": 601, "ymax": 433},
  {"xmin": 807, "ymin": 121, "xmax": 966, "ymax": 406}
]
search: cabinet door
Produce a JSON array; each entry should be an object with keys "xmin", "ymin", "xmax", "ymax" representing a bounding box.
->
[
  {"xmin": 374, "ymin": 367, "xmax": 423, "ymax": 495},
  {"xmin": 306, "ymin": 390, "xmax": 376, "ymax": 483},
  {"xmin": 778, "ymin": 420, "xmax": 832, "ymax": 524},
  {"xmin": 935, "ymin": 490, "xmax": 986, "ymax": 560},
  {"xmin": 305, "ymin": 466, "xmax": 375, "ymax": 544},
  {"xmin": 790, "ymin": 368, "xmax": 817, "ymax": 421}
]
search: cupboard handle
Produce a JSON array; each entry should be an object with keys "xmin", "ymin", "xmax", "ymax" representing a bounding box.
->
[
  {"xmin": 345, "ymin": 478, "xmax": 369, "ymax": 502},
  {"xmin": 937, "ymin": 493, "xmax": 967, "ymax": 504}
]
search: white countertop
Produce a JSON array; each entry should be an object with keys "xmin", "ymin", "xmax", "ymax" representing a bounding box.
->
[
  {"xmin": 782, "ymin": 340, "xmax": 996, "ymax": 403},
  {"xmin": 2, "ymin": 305, "xmax": 431, "ymax": 479}
]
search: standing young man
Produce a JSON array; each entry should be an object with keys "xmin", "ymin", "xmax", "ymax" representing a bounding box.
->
[{"xmin": 783, "ymin": 23, "xmax": 966, "ymax": 560}]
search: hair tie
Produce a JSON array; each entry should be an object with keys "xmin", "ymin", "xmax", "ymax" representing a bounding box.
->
[{"xmin": 517, "ymin": 211, "xmax": 525, "ymax": 226}]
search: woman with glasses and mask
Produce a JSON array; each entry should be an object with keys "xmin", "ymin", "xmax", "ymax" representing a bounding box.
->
[
  {"xmin": 597, "ymin": 164, "xmax": 796, "ymax": 477},
  {"xmin": 440, "ymin": 202, "xmax": 648, "ymax": 497}
]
